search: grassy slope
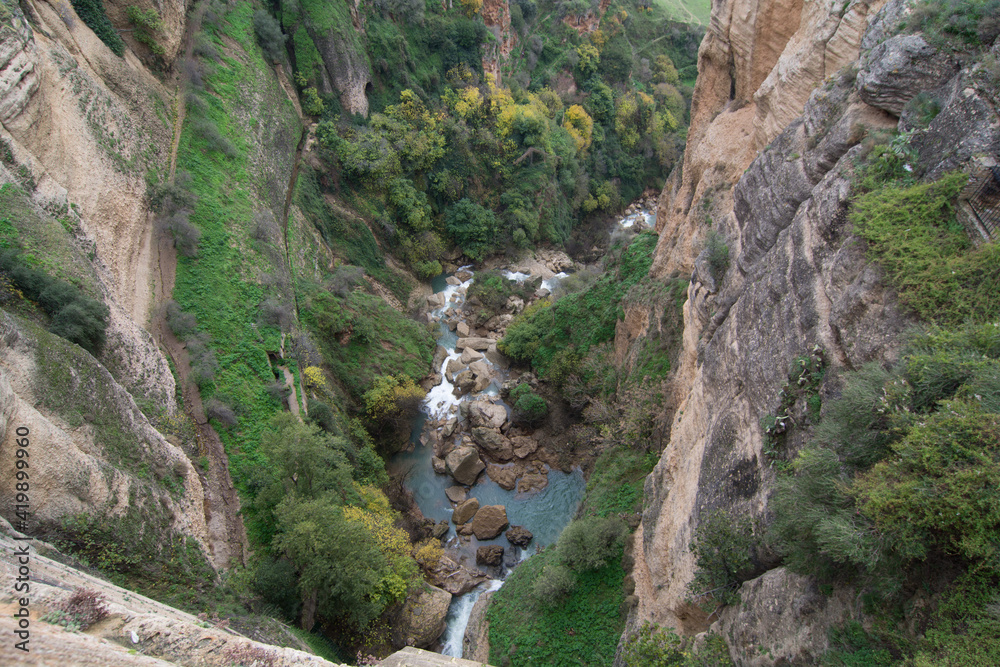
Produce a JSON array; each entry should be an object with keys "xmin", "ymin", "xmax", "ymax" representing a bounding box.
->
[{"xmin": 488, "ymin": 550, "xmax": 626, "ymax": 667}]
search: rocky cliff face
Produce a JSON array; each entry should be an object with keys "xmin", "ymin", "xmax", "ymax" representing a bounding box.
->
[
  {"xmin": 1, "ymin": 0, "xmax": 178, "ymax": 408},
  {"xmin": 628, "ymin": 0, "xmax": 1000, "ymax": 662}
]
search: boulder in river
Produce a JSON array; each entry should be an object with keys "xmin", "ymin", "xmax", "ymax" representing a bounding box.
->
[
  {"xmin": 445, "ymin": 446, "xmax": 485, "ymax": 485},
  {"xmin": 469, "ymin": 401, "xmax": 507, "ymax": 429},
  {"xmin": 476, "ymin": 545, "xmax": 504, "ymax": 567},
  {"xmin": 426, "ymin": 293, "xmax": 445, "ymax": 309},
  {"xmin": 456, "ymin": 321, "xmax": 471, "ymax": 337},
  {"xmin": 445, "ymin": 358, "xmax": 465, "ymax": 381},
  {"xmin": 456, "ymin": 336, "xmax": 492, "ymax": 350},
  {"xmin": 392, "ymin": 583, "xmax": 451, "ymax": 649},
  {"xmin": 506, "ymin": 525, "xmax": 533, "ymax": 547},
  {"xmin": 431, "ymin": 456, "xmax": 447, "ymax": 475},
  {"xmin": 517, "ymin": 473, "xmax": 548, "ymax": 493},
  {"xmin": 432, "ymin": 345, "xmax": 448, "ymax": 369},
  {"xmin": 472, "ymin": 505, "xmax": 509, "ymax": 539},
  {"xmin": 460, "ymin": 347, "xmax": 484, "ymax": 364},
  {"xmin": 445, "ymin": 486, "xmax": 467, "ymax": 504},
  {"xmin": 454, "ymin": 370, "xmax": 476, "ymax": 395},
  {"xmin": 472, "ymin": 427, "xmax": 514, "ymax": 461},
  {"xmin": 452, "ymin": 497, "xmax": 480, "ymax": 525},
  {"xmin": 455, "ymin": 270, "xmax": 473, "ymax": 281},
  {"xmin": 446, "ymin": 276, "xmax": 461, "ymax": 286},
  {"xmin": 486, "ymin": 343, "xmax": 510, "ymax": 369},
  {"xmin": 510, "ymin": 435, "xmax": 538, "ymax": 459},
  {"xmin": 486, "ymin": 463, "xmax": 520, "ymax": 491},
  {"xmin": 432, "ymin": 521, "xmax": 449, "ymax": 539}
]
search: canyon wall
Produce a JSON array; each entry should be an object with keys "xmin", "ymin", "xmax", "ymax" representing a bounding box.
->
[{"xmin": 628, "ymin": 0, "xmax": 1000, "ymax": 662}]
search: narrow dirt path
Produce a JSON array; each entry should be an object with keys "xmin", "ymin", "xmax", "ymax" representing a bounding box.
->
[
  {"xmin": 167, "ymin": 0, "xmax": 205, "ymax": 180},
  {"xmin": 151, "ymin": 0, "xmax": 248, "ymax": 569}
]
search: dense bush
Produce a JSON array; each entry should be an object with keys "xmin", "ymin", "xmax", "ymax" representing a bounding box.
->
[
  {"xmin": 688, "ymin": 510, "xmax": 757, "ymax": 606},
  {"xmin": 511, "ymin": 385, "xmax": 548, "ymax": 424},
  {"xmin": 556, "ymin": 516, "xmax": 628, "ymax": 573},
  {"xmin": 851, "ymin": 171, "xmax": 1000, "ymax": 324},
  {"xmin": 0, "ymin": 250, "xmax": 109, "ymax": 354},
  {"xmin": 253, "ymin": 10, "xmax": 288, "ymax": 65},
  {"xmin": 71, "ymin": 0, "xmax": 125, "ymax": 56},
  {"xmin": 770, "ymin": 324, "xmax": 1000, "ymax": 595}
]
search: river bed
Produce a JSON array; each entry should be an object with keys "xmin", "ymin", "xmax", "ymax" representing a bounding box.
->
[{"xmin": 390, "ymin": 208, "xmax": 655, "ymax": 658}]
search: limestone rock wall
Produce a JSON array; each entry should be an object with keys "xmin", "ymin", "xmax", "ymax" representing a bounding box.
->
[
  {"xmin": 0, "ymin": 312, "xmax": 211, "ymax": 564},
  {"xmin": 628, "ymin": 0, "xmax": 1000, "ymax": 662},
  {"xmin": 0, "ymin": 0, "xmax": 177, "ymax": 409}
]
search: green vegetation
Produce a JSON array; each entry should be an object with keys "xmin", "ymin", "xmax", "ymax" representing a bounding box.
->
[
  {"xmin": 265, "ymin": 0, "xmax": 702, "ymax": 275},
  {"xmin": 0, "ymin": 250, "xmax": 108, "ymax": 355},
  {"xmin": 509, "ymin": 383, "xmax": 549, "ymax": 424},
  {"xmin": 488, "ymin": 546, "xmax": 627, "ymax": 666},
  {"xmin": 71, "ymin": 0, "xmax": 125, "ymax": 56},
  {"xmin": 687, "ymin": 509, "xmax": 757, "ymax": 607},
  {"xmin": 851, "ymin": 171, "xmax": 1000, "ymax": 325},
  {"xmin": 623, "ymin": 623, "xmax": 734, "ymax": 666},
  {"xmin": 500, "ymin": 230, "xmax": 659, "ymax": 378},
  {"xmin": 906, "ymin": 0, "xmax": 1000, "ymax": 50},
  {"xmin": 580, "ymin": 445, "xmax": 657, "ymax": 517},
  {"xmin": 127, "ymin": 6, "xmax": 165, "ymax": 57},
  {"xmin": 769, "ymin": 324, "xmax": 1000, "ymax": 663}
]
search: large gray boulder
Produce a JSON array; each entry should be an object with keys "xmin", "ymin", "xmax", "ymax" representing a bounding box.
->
[
  {"xmin": 472, "ymin": 427, "xmax": 514, "ymax": 461},
  {"xmin": 471, "ymin": 505, "xmax": 509, "ymax": 540},
  {"xmin": 452, "ymin": 498, "xmax": 480, "ymax": 525},
  {"xmin": 468, "ymin": 401, "xmax": 507, "ymax": 429},
  {"xmin": 456, "ymin": 337, "xmax": 492, "ymax": 350},
  {"xmin": 445, "ymin": 446, "xmax": 485, "ymax": 485},
  {"xmin": 856, "ymin": 34, "xmax": 958, "ymax": 116},
  {"xmin": 392, "ymin": 584, "xmax": 452, "ymax": 649}
]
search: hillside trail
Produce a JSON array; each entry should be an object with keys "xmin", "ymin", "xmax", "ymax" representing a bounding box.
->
[{"xmin": 151, "ymin": 0, "xmax": 248, "ymax": 570}]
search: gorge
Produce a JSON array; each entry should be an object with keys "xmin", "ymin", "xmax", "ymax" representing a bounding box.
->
[{"xmin": 1, "ymin": 0, "xmax": 999, "ymax": 665}]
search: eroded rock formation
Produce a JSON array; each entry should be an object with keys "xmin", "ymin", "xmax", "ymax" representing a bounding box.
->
[{"xmin": 626, "ymin": 0, "xmax": 1000, "ymax": 662}]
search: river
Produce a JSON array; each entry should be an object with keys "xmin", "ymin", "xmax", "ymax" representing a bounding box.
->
[{"xmin": 390, "ymin": 207, "xmax": 655, "ymax": 659}]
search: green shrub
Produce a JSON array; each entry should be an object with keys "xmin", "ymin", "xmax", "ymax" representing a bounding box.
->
[
  {"xmin": 820, "ymin": 621, "xmax": 893, "ymax": 667},
  {"xmin": 509, "ymin": 383, "xmax": 548, "ymax": 424},
  {"xmin": 703, "ymin": 229, "xmax": 729, "ymax": 283},
  {"xmin": 851, "ymin": 171, "xmax": 1000, "ymax": 325},
  {"xmin": 854, "ymin": 399, "xmax": 1000, "ymax": 563},
  {"xmin": 688, "ymin": 509, "xmax": 756, "ymax": 607},
  {"xmin": 623, "ymin": 623, "xmax": 735, "ymax": 667},
  {"xmin": 71, "ymin": 0, "xmax": 126, "ymax": 56},
  {"xmin": 445, "ymin": 199, "xmax": 499, "ymax": 261},
  {"xmin": 906, "ymin": 0, "xmax": 1000, "ymax": 49},
  {"xmin": 126, "ymin": 6, "xmax": 164, "ymax": 55},
  {"xmin": 556, "ymin": 516, "xmax": 628, "ymax": 573},
  {"xmin": 252, "ymin": 9, "xmax": 287, "ymax": 64},
  {"xmin": 0, "ymin": 250, "xmax": 109, "ymax": 354},
  {"xmin": 531, "ymin": 561, "xmax": 576, "ymax": 603}
]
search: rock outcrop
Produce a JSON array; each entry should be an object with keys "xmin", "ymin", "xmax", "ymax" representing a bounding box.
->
[
  {"xmin": 392, "ymin": 584, "xmax": 452, "ymax": 649},
  {"xmin": 453, "ymin": 497, "xmax": 480, "ymax": 525}
]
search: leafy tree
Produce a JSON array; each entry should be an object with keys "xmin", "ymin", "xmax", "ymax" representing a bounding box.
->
[
  {"xmin": 563, "ymin": 104, "xmax": 594, "ymax": 152},
  {"xmin": 445, "ymin": 198, "xmax": 499, "ymax": 261},
  {"xmin": 275, "ymin": 495, "xmax": 393, "ymax": 628}
]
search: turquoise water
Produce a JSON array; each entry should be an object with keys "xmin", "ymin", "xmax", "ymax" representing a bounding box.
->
[{"xmin": 392, "ymin": 268, "xmax": 588, "ymax": 657}]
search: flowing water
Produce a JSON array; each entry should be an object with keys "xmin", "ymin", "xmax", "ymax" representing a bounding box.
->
[{"xmin": 392, "ymin": 209, "xmax": 654, "ymax": 658}]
